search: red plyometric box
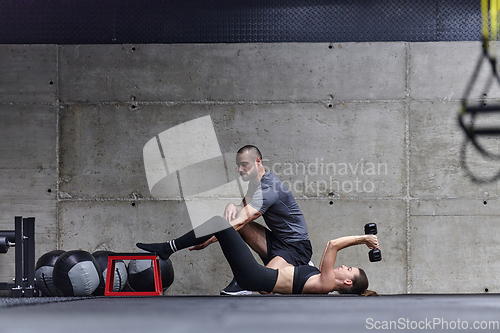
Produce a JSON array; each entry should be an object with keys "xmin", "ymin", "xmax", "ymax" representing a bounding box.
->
[{"xmin": 105, "ymin": 253, "xmax": 163, "ymax": 296}]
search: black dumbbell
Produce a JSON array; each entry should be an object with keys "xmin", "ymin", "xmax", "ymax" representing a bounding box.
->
[{"xmin": 364, "ymin": 223, "xmax": 381, "ymax": 262}]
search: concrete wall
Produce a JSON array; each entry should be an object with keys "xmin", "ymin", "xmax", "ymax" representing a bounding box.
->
[{"xmin": 0, "ymin": 42, "xmax": 498, "ymax": 295}]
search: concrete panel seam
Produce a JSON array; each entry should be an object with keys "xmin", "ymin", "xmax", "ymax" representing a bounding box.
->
[
  {"xmin": 0, "ymin": 167, "xmax": 57, "ymax": 171},
  {"xmin": 58, "ymin": 99, "xmax": 407, "ymax": 107},
  {"xmin": 410, "ymin": 196, "xmax": 492, "ymax": 200},
  {"xmin": 56, "ymin": 44, "xmax": 61, "ymax": 250},
  {"xmin": 301, "ymin": 197, "xmax": 411, "ymax": 201},
  {"xmin": 405, "ymin": 42, "xmax": 412, "ymax": 294},
  {"xmin": 8, "ymin": 98, "xmax": 474, "ymax": 106},
  {"xmin": 411, "ymin": 214, "xmax": 500, "ymax": 217},
  {"xmin": 57, "ymin": 196, "xmax": 411, "ymax": 202},
  {"xmin": 406, "ymin": 98, "xmax": 490, "ymax": 103},
  {"xmin": 57, "ymin": 197, "xmax": 186, "ymax": 202},
  {"xmin": 0, "ymin": 102, "xmax": 60, "ymax": 106}
]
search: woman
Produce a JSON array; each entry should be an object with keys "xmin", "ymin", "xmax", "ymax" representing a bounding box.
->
[{"xmin": 137, "ymin": 216, "xmax": 379, "ymax": 295}]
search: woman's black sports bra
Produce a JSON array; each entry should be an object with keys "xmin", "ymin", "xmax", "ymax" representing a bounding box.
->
[{"xmin": 292, "ymin": 265, "xmax": 321, "ymax": 294}]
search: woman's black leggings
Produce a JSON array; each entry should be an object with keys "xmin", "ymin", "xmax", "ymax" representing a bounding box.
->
[{"xmin": 191, "ymin": 216, "xmax": 278, "ymax": 293}]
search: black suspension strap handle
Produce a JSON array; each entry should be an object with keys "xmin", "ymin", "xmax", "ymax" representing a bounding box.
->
[{"xmin": 457, "ymin": 1, "xmax": 500, "ymax": 182}]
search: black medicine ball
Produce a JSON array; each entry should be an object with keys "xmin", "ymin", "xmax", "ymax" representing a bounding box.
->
[
  {"xmin": 35, "ymin": 250, "xmax": 66, "ymax": 297},
  {"xmin": 128, "ymin": 257, "xmax": 174, "ymax": 292},
  {"xmin": 53, "ymin": 250, "xmax": 102, "ymax": 296},
  {"xmin": 92, "ymin": 250, "xmax": 128, "ymax": 295}
]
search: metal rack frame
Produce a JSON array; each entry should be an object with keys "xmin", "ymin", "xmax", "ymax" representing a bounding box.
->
[{"xmin": 0, "ymin": 216, "xmax": 36, "ymax": 297}]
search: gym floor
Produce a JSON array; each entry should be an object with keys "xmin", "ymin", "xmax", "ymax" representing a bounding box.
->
[{"xmin": 1, "ymin": 294, "xmax": 499, "ymax": 332}]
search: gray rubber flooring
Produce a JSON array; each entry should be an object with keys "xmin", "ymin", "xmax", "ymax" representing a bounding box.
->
[{"xmin": 1, "ymin": 294, "xmax": 499, "ymax": 333}]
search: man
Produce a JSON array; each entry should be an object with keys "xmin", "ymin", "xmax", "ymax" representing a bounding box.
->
[
  {"xmin": 193, "ymin": 145, "xmax": 312, "ymax": 294},
  {"xmin": 137, "ymin": 145, "xmax": 312, "ymax": 295}
]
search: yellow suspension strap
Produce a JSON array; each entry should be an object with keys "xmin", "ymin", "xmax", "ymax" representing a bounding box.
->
[
  {"xmin": 491, "ymin": 0, "xmax": 499, "ymax": 42},
  {"xmin": 483, "ymin": 0, "xmax": 490, "ymax": 50}
]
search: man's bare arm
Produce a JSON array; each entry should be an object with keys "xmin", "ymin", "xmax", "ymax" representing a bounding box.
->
[{"xmin": 229, "ymin": 203, "xmax": 262, "ymax": 230}]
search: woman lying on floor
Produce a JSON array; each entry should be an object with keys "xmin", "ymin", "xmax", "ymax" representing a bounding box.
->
[{"xmin": 137, "ymin": 216, "xmax": 379, "ymax": 296}]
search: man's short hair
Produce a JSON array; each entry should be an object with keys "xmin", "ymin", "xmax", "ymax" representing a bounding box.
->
[{"xmin": 237, "ymin": 145, "xmax": 262, "ymax": 160}]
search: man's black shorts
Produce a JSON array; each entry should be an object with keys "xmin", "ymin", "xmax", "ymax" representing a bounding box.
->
[{"xmin": 263, "ymin": 228, "xmax": 313, "ymax": 266}]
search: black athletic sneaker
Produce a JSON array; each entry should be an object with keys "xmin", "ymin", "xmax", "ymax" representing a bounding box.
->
[{"xmin": 220, "ymin": 278, "xmax": 252, "ymax": 295}]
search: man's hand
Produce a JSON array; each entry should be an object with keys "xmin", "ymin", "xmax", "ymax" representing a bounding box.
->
[
  {"xmin": 224, "ymin": 203, "xmax": 239, "ymax": 222},
  {"xmin": 189, "ymin": 236, "xmax": 218, "ymax": 251}
]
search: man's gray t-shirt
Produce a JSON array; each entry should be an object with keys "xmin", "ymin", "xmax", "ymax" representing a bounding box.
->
[{"xmin": 247, "ymin": 171, "xmax": 309, "ymax": 242}]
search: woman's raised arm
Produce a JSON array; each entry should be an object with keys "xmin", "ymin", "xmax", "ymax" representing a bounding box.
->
[{"xmin": 318, "ymin": 235, "xmax": 378, "ymax": 275}]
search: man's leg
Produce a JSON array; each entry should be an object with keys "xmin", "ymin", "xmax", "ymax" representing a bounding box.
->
[
  {"xmin": 238, "ymin": 221, "xmax": 268, "ymax": 258},
  {"xmin": 238, "ymin": 223, "xmax": 299, "ymax": 269},
  {"xmin": 238, "ymin": 223, "xmax": 313, "ymax": 268}
]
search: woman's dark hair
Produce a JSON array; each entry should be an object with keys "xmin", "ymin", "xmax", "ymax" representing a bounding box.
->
[{"xmin": 337, "ymin": 268, "xmax": 378, "ymax": 296}]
